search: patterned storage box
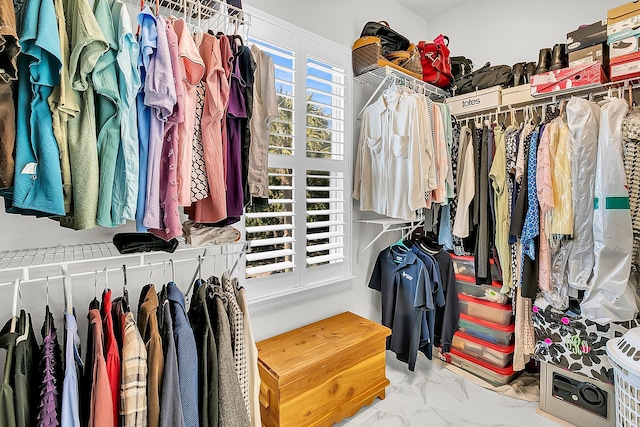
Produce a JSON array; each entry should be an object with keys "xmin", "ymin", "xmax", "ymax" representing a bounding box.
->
[{"xmin": 533, "ymin": 304, "xmax": 640, "ymax": 384}]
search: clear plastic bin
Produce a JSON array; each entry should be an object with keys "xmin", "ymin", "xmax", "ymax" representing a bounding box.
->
[
  {"xmin": 450, "ymin": 349, "xmax": 517, "ymax": 386},
  {"xmin": 457, "ymin": 313, "xmax": 514, "ymax": 346},
  {"xmin": 452, "ymin": 332, "xmax": 514, "ymax": 368},
  {"xmin": 458, "ymin": 293, "xmax": 513, "ymax": 326},
  {"xmin": 455, "ymin": 274, "xmax": 508, "ymax": 304},
  {"xmin": 451, "ymin": 254, "xmax": 502, "ymax": 282}
]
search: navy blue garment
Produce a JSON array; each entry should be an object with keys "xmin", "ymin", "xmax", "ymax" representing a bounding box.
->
[
  {"xmin": 369, "ymin": 246, "xmax": 432, "ymax": 371},
  {"xmin": 432, "ymin": 249, "xmax": 460, "ymax": 354},
  {"xmin": 411, "ymin": 245, "xmax": 445, "ymax": 360},
  {"xmin": 167, "ymin": 282, "xmax": 199, "ymax": 427}
]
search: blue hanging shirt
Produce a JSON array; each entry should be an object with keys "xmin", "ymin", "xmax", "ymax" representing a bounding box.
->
[{"xmin": 11, "ymin": 0, "xmax": 64, "ymax": 216}]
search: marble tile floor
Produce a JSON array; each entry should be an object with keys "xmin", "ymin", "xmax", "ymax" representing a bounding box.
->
[{"xmin": 336, "ymin": 351, "xmax": 561, "ymax": 427}]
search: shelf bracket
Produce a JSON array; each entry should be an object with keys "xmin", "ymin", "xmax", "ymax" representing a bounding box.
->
[{"xmin": 355, "ymin": 218, "xmax": 424, "ymax": 261}]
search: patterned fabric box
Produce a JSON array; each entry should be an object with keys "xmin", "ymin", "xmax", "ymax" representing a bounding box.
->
[{"xmin": 533, "ymin": 304, "xmax": 639, "ymax": 384}]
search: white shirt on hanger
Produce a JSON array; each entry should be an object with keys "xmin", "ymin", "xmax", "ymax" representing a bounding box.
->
[{"xmin": 353, "ymin": 90, "xmax": 426, "ymax": 221}]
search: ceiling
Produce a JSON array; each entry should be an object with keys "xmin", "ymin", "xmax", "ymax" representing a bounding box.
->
[{"xmin": 396, "ymin": 0, "xmax": 470, "ymax": 22}]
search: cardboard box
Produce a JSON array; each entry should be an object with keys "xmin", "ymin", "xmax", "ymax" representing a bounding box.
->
[
  {"xmin": 609, "ymin": 34, "xmax": 640, "ymax": 58},
  {"xmin": 446, "ymin": 86, "xmax": 502, "ymax": 115},
  {"xmin": 569, "ymin": 43, "xmax": 609, "ymax": 67},
  {"xmin": 608, "ymin": 26, "xmax": 640, "ymax": 43},
  {"xmin": 567, "ymin": 19, "xmax": 608, "ymax": 52},
  {"xmin": 607, "ymin": 1, "xmax": 640, "ymax": 37},
  {"xmin": 530, "ymin": 62, "xmax": 608, "ymax": 96},
  {"xmin": 501, "ymin": 84, "xmax": 535, "ymax": 106},
  {"xmin": 610, "ymin": 49, "xmax": 640, "ymax": 65},
  {"xmin": 610, "ymin": 51, "xmax": 640, "ymax": 81}
]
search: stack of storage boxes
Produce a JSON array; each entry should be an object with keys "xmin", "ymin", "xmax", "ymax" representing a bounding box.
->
[
  {"xmin": 449, "ymin": 255, "xmax": 518, "ymax": 387},
  {"xmin": 608, "ymin": 1, "xmax": 640, "ymax": 81}
]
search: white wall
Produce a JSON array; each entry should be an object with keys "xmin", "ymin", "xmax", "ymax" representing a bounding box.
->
[{"xmin": 425, "ymin": 0, "xmax": 621, "ymax": 67}]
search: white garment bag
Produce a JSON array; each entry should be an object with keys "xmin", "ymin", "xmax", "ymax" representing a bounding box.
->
[
  {"xmin": 581, "ymin": 98, "xmax": 639, "ymax": 323},
  {"xmin": 566, "ymin": 98, "xmax": 599, "ymax": 291}
]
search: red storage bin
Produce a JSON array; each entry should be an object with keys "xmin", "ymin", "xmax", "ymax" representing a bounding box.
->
[
  {"xmin": 452, "ymin": 331, "xmax": 514, "ymax": 368},
  {"xmin": 450, "ymin": 348, "xmax": 518, "ymax": 386},
  {"xmin": 458, "ymin": 293, "xmax": 513, "ymax": 326}
]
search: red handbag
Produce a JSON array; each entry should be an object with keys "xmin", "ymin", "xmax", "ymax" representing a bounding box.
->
[{"xmin": 417, "ymin": 35, "xmax": 453, "ymax": 89}]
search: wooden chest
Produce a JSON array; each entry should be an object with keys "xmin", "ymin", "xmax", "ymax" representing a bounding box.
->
[{"xmin": 256, "ymin": 312, "xmax": 391, "ymax": 427}]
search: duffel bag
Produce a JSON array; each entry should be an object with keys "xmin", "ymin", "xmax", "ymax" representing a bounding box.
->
[
  {"xmin": 454, "ymin": 62, "xmax": 512, "ymax": 95},
  {"xmin": 417, "ymin": 35, "xmax": 453, "ymax": 89},
  {"xmin": 360, "ymin": 21, "xmax": 411, "ymax": 55}
]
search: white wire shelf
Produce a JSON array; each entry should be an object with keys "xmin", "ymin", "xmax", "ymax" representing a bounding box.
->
[
  {"xmin": 354, "ymin": 66, "xmax": 450, "ymax": 99},
  {"xmin": 0, "ymin": 238, "xmax": 248, "ymax": 287},
  {"xmin": 453, "ymin": 75, "xmax": 640, "ymax": 118},
  {"xmin": 127, "ymin": 0, "xmax": 251, "ymax": 39}
]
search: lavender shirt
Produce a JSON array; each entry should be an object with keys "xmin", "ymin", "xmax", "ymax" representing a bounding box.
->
[{"xmin": 143, "ymin": 14, "xmax": 176, "ymax": 230}]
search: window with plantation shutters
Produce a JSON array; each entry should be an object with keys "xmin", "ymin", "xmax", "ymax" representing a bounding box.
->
[
  {"xmin": 306, "ymin": 170, "xmax": 345, "ymax": 267},
  {"xmin": 245, "ymin": 168, "xmax": 295, "ymax": 278},
  {"xmin": 244, "ymin": 9, "xmax": 352, "ymax": 293}
]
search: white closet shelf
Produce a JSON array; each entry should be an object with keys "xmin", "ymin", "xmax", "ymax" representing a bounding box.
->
[
  {"xmin": 123, "ymin": 0, "xmax": 251, "ymax": 37},
  {"xmin": 0, "ymin": 239, "xmax": 248, "ymax": 286},
  {"xmin": 354, "ymin": 66, "xmax": 450, "ymax": 99},
  {"xmin": 355, "ymin": 216, "xmax": 424, "ymax": 260},
  {"xmin": 455, "ymin": 76, "xmax": 640, "ymax": 118}
]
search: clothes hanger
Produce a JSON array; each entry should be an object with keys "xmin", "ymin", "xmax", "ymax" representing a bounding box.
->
[
  {"xmin": 122, "ymin": 264, "xmax": 130, "ymax": 313},
  {"xmin": 44, "ymin": 276, "xmax": 51, "ymax": 334},
  {"xmin": 390, "ymin": 235, "xmax": 410, "ymax": 251},
  {"xmin": 10, "ymin": 278, "xmax": 20, "ymax": 333},
  {"xmin": 89, "ymin": 270, "xmax": 100, "ymax": 310},
  {"xmin": 170, "ymin": 258, "xmax": 175, "ymax": 284},
  {"xmin": 62, "ymin": 264, "xmax": 72, "ymax": 314}
]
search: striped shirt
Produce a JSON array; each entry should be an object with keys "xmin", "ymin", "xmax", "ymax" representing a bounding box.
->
[{"xmin": 120, "ymin": 312, "xmax": 148, "ymax": 427}]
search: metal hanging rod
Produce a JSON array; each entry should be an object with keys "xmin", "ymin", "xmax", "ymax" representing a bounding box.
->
[
  {"xmin": 454, "ymin": 76, "xmax": 640, "ymax": 120},
  {"xmin": 0, "ymin": 246, "xmax": 250, "ymax": 289},
  {"xmin": 356, "ymin": 66, "xmax": 449, "ymax": 120},
  {"xmin": 125, "ymin": 0, "xmax": 251, "ymax": 38}
]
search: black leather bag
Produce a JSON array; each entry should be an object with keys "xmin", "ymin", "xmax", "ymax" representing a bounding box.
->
[
  {"xmin": 451, "ymin": 56, "xmax": 473, "ymax": 80},
  {"xmin": 360, "ymin": 21, "xmax": 411, "ymax": 55},
  {"xmin": 454, "ymin": 62, "xmax": 513, "ymax": 95}
]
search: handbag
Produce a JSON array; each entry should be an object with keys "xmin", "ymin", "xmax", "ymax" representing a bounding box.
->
[
  {"xmin": 451, "ymin": 56, "xmax": 473, "ymax": 80},
  {"xmin": 360, "ymin": 21, "xmax": 411, "ymax": 55},
  {"xmin": 454, "ymin": 62, "xmax": 513, "ymax": 95},
  {"xmin": 417, "ymin": 35, "xmax": 453, "ymax": 89},
  {"xmin": 385, "ymin": 43, "xmax": 422, "ymax": 75},
  {"xmin": 352, "ymin": 36, "xmax": 422, "ymax": 79}
]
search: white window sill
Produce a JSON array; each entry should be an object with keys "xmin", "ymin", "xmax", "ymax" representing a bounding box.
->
[{"xmin": 246, "ymin": 275, "xmax": 355, "ymax": 313}]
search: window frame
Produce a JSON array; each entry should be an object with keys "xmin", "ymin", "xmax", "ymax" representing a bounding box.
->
[{"xmin": 241, "ymin": 6, "xmax": 354, "ymax": 300}]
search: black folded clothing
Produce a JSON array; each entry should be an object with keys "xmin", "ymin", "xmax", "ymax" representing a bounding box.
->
[{"xmin": 113, "ymin": 233, "xmax": 179, "ymax": 254}]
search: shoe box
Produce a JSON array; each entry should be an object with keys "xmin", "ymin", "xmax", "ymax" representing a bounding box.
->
[
  {"xmin": 610, "ymin": 51, "xmax": 640, "ymax": 81},
  {"xmin": 610, "ymin": 34, "xmax": 640, "ymax": 59},
  {"xmin": 539, "ymin": 362, "xmax": 615, "ymax": 427},
  {"xmin": 609, "ymin": 37, "xmax": 640, "ymax": 82},
  {"xmin": 566, "ymin": 20, "xmax": 607, "ymax": 53},
  {"xmin": 568, "ymin": 43, "xmax": 609, "ymax": 68},
  {"xmin": 608, "ymin": 1, "xmax": 640, "ymax": 41},
  {"xmin": 530, "ymin": 62, "xmax": 608, "ymax": 96}
]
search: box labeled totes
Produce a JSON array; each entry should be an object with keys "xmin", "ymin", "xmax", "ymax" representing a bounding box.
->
[
  {"xmin": 530, "ymin": 62, "xmax": 608, "ymax": 96},
  {"xmin": 446, "ymin": 86, "xmax": 501, "ymax": 115},
  {"xmin": 569, "ymin": 43, "xmax": 609, "ymax": 68},
  {"xmin": 567, "ymin": 19, "xmax": 608, "ymax": 53}
]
